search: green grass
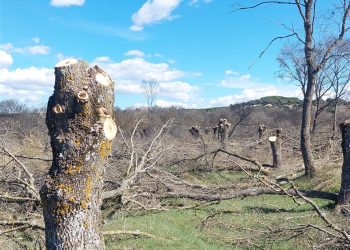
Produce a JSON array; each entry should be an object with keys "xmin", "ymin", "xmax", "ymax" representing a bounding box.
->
[
  {"xmin": 103, "ymin": 170, "xmax": 346, "ymax": 249},
  {"xmin": 104, "ymin": 193, "xmax": 337, "ymax": 250},
  {"xmin": 182, "ymin": 170, "xmax": 248, "ymax": 185}
]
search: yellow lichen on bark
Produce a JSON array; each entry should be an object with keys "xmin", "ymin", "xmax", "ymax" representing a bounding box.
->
[
  {"xmin": 99, "ymin": 140, "xmax": 112, "ymax": 159},
  {"xmin": 85, "ymin": 176, "xmax": 92, "ymax": 201},
  {"xmin": 81, "ymin": 200, "xmax": 88, "ymax": 209},
  {"xmin": 56, "ymin": 202, "xmax": 71, "ymax": 216},
  {"xmin": 68, "ymin": 196, "xmax": 76, "ymax": 203}
]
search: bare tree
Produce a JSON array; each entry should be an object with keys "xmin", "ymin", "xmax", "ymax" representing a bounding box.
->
[
  {"xmin": 141, "ymin": 79, "xmax": 159, "ymax": 112},
  {"xmin": 277, "ymin": 44, "xmax": 338, "ymax": 134},
  {"xmin": 0, "ymin": 99, "xmax": 28, "ymax": 114},
  {"xmin": 228, "ymin": 103, "xmax": 253, "ymax": 138},
  {"xmin": 325, "ymin": 40, "xmax": 350, "ymax": 137},
  {"xmin": 237, "ymin": 0, "xmax": 350, "ymax": 178},
  {"xmin": 40, "ymin": 59, "xmax": 117, "ymax": 249}
]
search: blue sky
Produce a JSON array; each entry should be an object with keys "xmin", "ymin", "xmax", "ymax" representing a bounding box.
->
[{"xmin": 0, "ymin": 0, "xmax": 331, "ymax": 108}]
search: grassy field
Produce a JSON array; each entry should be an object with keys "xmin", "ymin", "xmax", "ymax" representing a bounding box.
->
[{"xmin": 103, "ymin": 171, "xmax": 342, "ymax": 250}]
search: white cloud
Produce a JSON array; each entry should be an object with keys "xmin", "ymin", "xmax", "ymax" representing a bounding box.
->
[
  {"xmin": 225, "ymin": 69, "xmax": 239, "ymax": 76},
  {"xmin": 130, "ymin": 0, "xmax": 181, "ymax": 31},
  {"xmin": 125, "ymin": 49, "xmax": 145, "ymax": 58},
  {"xmin": 0, "ymin": 50, "xmax": 13, "ymax": 69},
  {"xmin": 94, "ymin": 57, "xmax": 185, "ymax": 93},
  {"xmin": 92, "ymin": 56, "xmax": 199, "ymax": 103},
  {"xmin": 0, "ymin": 67, "xmax": 54, "ymax": 102},
  {"xmin": 0, "ymin": 52, "xmax": 200, "ymax": 106},
  {"xmin": 0, "ymin": 43, "xmax": 14, "ymax": 51},
  {"xmin": 94, "ymin": 56, "xmax": 111, "ymax": 63},
  {"xmin": 50, "ymin": 0, "xmax": 85, "ymax": 7},
  {"xmin": 222, "ymin": 74, "xmax": 257, "ymax": 88},
  {"xmin": 1, "ymin": 42, "xmax": 50, "ymax": 55},
  {"xmin": 188, "ymin": 0, "xmax": 212, "ymax": 6},
  {"xmin": 160, "ymin": 81, "xmax": 199, "ymax": 100},
  {"xmin": 28, "ymin": 45, "xmax": 50, "ymax": 55},
  {"xmin": 32, "ymin": 37, "xmax": 40, "ymax": 44}
]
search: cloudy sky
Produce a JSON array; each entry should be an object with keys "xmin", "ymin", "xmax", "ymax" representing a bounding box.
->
[{"xmin": 0, "ymin": 0, "xmax": 331, "ymax": 108}]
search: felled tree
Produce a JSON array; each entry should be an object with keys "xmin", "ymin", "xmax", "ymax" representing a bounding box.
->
[{"xmin": 40, "ymin": 59, "xmax": 117, "ymax": 249}]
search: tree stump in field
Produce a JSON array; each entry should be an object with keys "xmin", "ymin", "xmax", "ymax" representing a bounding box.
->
[
  {"xmin": 269, "ymin": 134, "xmax": 282, "ymax": 168},
  {"xmin": 258, "ymin": 124, "xmax": 267, "ymax": 141},
  {"xmin": 218, "ymin": 119, "xmax": 231, "ymax": 149},
  {"xmin": 40, "ymin": 59, "xmax": 117, "ymax": 249},
  {"xmin": 338, "ymin": 120, "xmax": 350, "ymax": 205}
]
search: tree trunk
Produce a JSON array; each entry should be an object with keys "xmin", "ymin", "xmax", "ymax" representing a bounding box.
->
[
  {"xmin": 40, "ymin": 59, "xmax": 117, "ymax": 249},
  {"xmin": 301, "ymin": 0, "xmax": 316, "ymax": 178},
  {"xmin": 301, "ymin": 75, "xmax": 316, "ymax": 178},
  {"xmin": 311, "ymin": 101, "xmax": 320, "ymax": 134},
  {"xmin": 269, "ymin": 136, "xmax": 282, "ymax": 168},
  {"xmin": 338, "ymin": 120, "xmax": 350, "ymax": 205},
  {"xmin": 332, "ymin": 99, "xmax": 339, "ymax": 139}
]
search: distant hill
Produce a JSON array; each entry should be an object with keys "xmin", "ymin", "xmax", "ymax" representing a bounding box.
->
[{"xmin": 234, "ymin": 96, "xmax": 303, "ymax": 108}]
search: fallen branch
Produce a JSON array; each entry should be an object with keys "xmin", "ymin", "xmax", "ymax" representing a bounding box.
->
[
  {"xmin": 291, "ymin": 182, "xmax": 350, "ymax": 243},
  {"xmin": 162, "ymin": 187, "xmax": 274, "ymax": 201},
  {"xmin": 0, "ymin": 220, "xmax": 45, "ymax": 231},
  {"xmin": 103, "ymin": 230, "xmax": 173, "ymax": 241},
  {"xmin": 0, "ymin": 194, "xmax": 38, "ymax": 203}
]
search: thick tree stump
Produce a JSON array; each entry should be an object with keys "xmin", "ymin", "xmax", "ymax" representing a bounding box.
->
[
  {"xmin": 258, "ymin": 124, "xmax": 267, "ymax": 140},
  {"xmin": 338, "ymin": 120, "xmax": 350, "ymax": 205},
  {"xmin": 40, "ymin": 59, "xmax": 117, "ymax": 249},
  {"xmin": 269, "ymin": 136, "xmax": 282, "ymax": 168},
  {"xmin": 218, "ymin": 119, "xmax": 231, "ymax": 149}
]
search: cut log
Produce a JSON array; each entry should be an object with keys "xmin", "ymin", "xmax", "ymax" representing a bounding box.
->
[
  {"xmin": 269, "ymin": 136, "xmax": 282, "ymax": 168},
  {"xmin": 40, "ymin": 59, "xmax": 116, "ymax": 250},
  {"xmin": 338, "ymin": 120, "xmax": 350, "ymax": 205}
]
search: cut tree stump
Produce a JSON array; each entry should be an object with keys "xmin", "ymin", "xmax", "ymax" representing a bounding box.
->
[
  {"xmin": 40, "ymin": 59, "xmax": 117, "ymax": 250},
  {"xmin": 338, "ymin": 120, "xmax": 350, "ymax": 205},
  {"xmin": 269, "ymin": 136, "xmax": 282, "ymax": 168}
]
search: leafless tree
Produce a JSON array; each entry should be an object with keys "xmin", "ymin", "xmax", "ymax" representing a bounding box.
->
[
  {"xmin": 228, "ymin": 103, "xmax": 253, "ymax": 138},
  {"xmin": 0, "ymin": 99, "xmax": 28, "ymax": 114},
  {"xmin": 141, "ymin": 79, "xmax": 159, "ymax": 112},
  {"xmin": 325, "ymin": 40, "xmax": 350, "ymax": 137},
  {"xmin": 236, "ymin": 0, "xmax": 350, "ymax": 178}
]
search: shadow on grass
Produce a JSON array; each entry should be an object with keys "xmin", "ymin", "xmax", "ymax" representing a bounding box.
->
[{"xmin": 246, "ymin": 201, "xmax": 335, "ymax": 214}]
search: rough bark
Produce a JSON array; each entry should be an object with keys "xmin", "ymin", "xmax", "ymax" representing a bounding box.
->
[
  {"xmin": 338, "ymin": 120, "xmax": 350, "ymax": 205},
  {"xmin": 301, "ymin": 0, "xmax": 316, "ymax": 178},
  {"xmin": 311, "ymin": 101, "xmax": 320, "ymax": 134},
  {"xmin": 332, "ymin": 99, "xmax": 339, "ymax": 139},
  {"xmin": 269, "ymin": 136, "xmax": 282, "ymax": 168},
  {"xmin": 40, "ymin": 59, "xmax": 117, "ymax": 249}
]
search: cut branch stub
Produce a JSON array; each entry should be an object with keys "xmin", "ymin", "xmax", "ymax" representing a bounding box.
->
[
  {"xmin": 338, "ymin": 120, "xmax": 350, "ymax": 205},
  {"xmin": 41, "ymin": 59, "xmax": 116, "ymax": 249}
]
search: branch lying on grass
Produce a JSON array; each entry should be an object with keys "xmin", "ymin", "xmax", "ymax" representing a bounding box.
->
[
  {"xmin": 103, "ymin": 230, "xmax": 174, "ymax": 241},
  {"xmin": 218, "ymin": 148, "xmax": 350, "ymax": 244},
  {"xmin": 162, "ymin": 187, "xmax": 274, "ymax": 201},
  {"xmin": 0, "ymin": 194, "xmax": 38, "ymax": 203},
  {"xmin": 291, "ymin": 182, "xmax": 350, "ymax": 243},
  {"xmin": 0, "ymin": 220, "xmax": 45, "ymax": 234},
  {"xmin": 172, "ymin": 148, "xmax": 269, "ymax": 175}
]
